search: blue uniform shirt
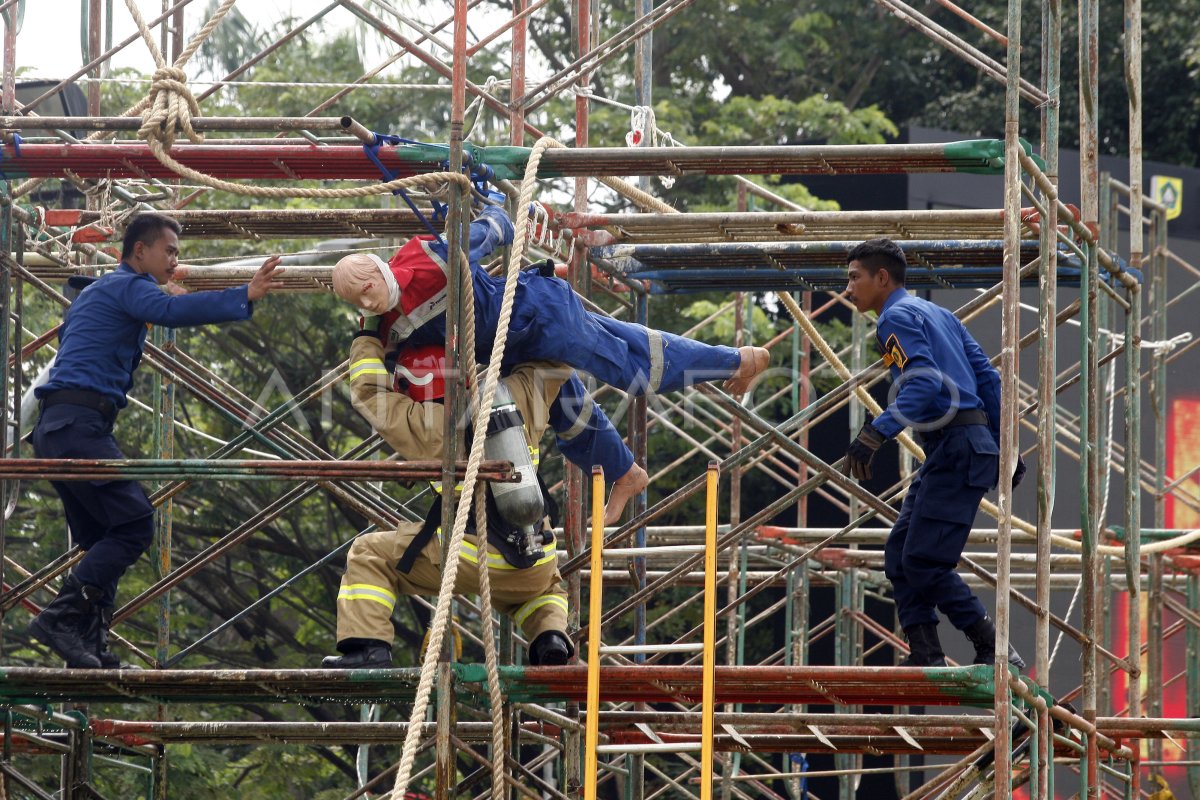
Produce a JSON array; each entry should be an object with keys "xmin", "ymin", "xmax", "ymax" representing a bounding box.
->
[
  {"xmin": 37, "ymin": 263, "xmax": 253, "ymax": 408},
  {"xmin": 871, "ymin": 288, "xmax": 1002, "ymax": 444}
]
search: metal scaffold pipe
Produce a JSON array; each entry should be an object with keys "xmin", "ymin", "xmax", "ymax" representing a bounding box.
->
[{"xmin": 0, "ymin": 115, "xmax": 367, "ymax": 133}]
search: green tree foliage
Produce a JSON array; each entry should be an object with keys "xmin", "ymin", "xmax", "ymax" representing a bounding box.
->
[
  {"xmin": 507, "ymin": 0, "xmax": 1198, "ymax": 164},
  {"xmin": 826, "ymin": 0, "xmax": 1200, "ymax": 166}
]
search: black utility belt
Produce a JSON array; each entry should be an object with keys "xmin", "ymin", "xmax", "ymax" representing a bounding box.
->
[
  {"xmin": 40, "ymin": 389, "xmax": 118, "ymax": 423},
  {"xmin": 916, "ymin": 408, "xmax": 988, "ymax": 445},
  {"xmin": 939, "ymin": 407, "xmax": 988, "ymax": 429}
]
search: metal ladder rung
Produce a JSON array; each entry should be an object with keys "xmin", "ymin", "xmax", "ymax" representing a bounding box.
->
[
  {"xmin": 596, "ymin": 743, "xmax": 703, "ymax": 754},
  {"xmin": 602, "ymin": 545, "xmax": 707, "ymax": 556},
  {"xmin": 599, "ymin": 643, "xmax": 703, "ymax": 655}
]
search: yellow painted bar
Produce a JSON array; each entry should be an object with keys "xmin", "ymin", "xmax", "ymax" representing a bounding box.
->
[
  {"xmin": 701, "ymin": 461, "xmax": 719, "ymax": 798},
  {"xmin": 584, "ymin": 466, "xmax": 604, "ymax": 800}
]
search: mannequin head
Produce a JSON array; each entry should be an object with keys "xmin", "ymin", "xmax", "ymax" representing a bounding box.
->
[{"xmin": 332, "ymin": 253, "xmax": 396, "ymax": 313}]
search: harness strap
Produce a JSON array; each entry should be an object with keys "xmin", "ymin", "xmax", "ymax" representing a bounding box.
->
[
  {"xmin": 384, "ymin": 240, "xmax": 453, "ymax": 345},
  {"xmin": 397, "ymin": 498, "xmax": 443, "ymax": 574}
]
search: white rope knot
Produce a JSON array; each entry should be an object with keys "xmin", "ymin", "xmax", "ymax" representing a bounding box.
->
[
  {"xmin": 626, "ymin": 105, "xmax": 653, "ymax": 147},
  {"xmin": 527, "ymin": 200, "xmax": 559, "ymax": 250},
  {"xmin": 625, "ymin": 106, "xmax": 676, "ymax": 188},
  {"xmin": 1106, "ymin": 330, "xmax": 1192, "ymax": 355},
  {"xmin": 1146, "ymin": 331, "xmax": 1192, "ymax": 354},
  {"xmin": 139, "ymin": 66, "xmax": 203, "ymax": 149}
]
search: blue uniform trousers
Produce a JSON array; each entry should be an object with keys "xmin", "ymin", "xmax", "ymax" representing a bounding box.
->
[
  {"xmin": 884, "ymin": 425, "xmax": 996, "ymax": 631},
  {"xmin": 32, "ymin": 404, "xmax": 155, "ymax": 606},
  {"xmin": 440, "ymin": 269, "xmax": 742, "ymax": 396},
  {"xmin": 549, "ymin": 373, "xmax": 634, "ymax": 480}
]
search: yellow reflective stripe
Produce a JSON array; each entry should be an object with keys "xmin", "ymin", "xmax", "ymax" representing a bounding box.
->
[
  {"xmin": 514, "ymin": 594, "xmax": 568, "ymax": 627},
  {"xmin": 349, "ymin": 357, "xmax": 389, "ymax": 381},
  {"xmin": 338, "ymin": 583, "xmax": 397, "ymax": 610},
  {"xmin": 431, "ymin": 482, "xmax": 466, "ymax": 495},
  {"xmin": 440, "ymin": 532, "xmax": 557, "ymax": 570}
]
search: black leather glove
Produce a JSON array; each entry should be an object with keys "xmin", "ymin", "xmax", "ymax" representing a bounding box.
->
[
  {"xmin": 843, "ymin": 422, "xmax": 885, "ymax": 481},
  {"xmin": 1011, "ymin": 455, "xmax": 1027, "ymax": 489}
]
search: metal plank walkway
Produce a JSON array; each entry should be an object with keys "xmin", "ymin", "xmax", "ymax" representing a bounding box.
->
[
  {"xmin": 0, "ymin": 665, "xmax": 996, "ymax": 706},
  {"xmin": 1, "ymin": 139, "xmax": 1037, "ymax": 180},
  {"xmin": 593, "ymin": 239, "xmax": 1136, "ymax": 292}
]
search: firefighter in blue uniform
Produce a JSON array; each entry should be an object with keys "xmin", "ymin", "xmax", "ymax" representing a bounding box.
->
[
  {"xmin": 842, "ymin": 238, "xmax": 1025, "ymax": 670},
  {"xmin": 29, "ymin": 213, "xmax": 284, "ymax": 668}
]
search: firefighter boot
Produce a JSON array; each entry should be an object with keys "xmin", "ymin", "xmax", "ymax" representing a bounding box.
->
[
  {"xmin": 27, "ymin": 574, "xmax": 103, "ymax": 669},
  {"xmin": 528, "ymin": 630, "xmax": 574, "ymax": 666},
  {"xmin": 322, "ymin": 639, "xmax": 393, "ymax": 669},
  {"xmin": 899, "ymin": 623, "xmax": 948, "ymax": 667},
  {"xmin": 963, "ymin": 614, "xmax": 1026, "ymax": 673}
]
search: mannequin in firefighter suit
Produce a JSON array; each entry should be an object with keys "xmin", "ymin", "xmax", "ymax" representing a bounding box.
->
[
  {"xmin": 841, "ymin": 238, "xmax": 1026, "ymax": 671},
  {"xmin": 330, "ymin": 197, "xmax": 770, "ymax": 522},
  {"xmin": 322, "ymin": 335, "xmax": 605, "ymax": 668}
]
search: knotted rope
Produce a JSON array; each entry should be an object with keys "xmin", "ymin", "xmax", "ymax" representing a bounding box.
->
[
  {"xmin": 122, "ymin": 0, "xmax": 232, "ymax": 151},
  {"xmin": 139, "ymin": 66, "xmax": 203, "ymax": 149},
  {"xmin": 114, "ymin": 0, "xmax": 471, "ymax": 201}
]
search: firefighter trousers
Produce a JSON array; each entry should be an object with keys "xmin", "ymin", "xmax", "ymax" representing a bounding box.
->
[{"xmin": 335, "ymin": 522, "xmax": 568, "ymax": 648}]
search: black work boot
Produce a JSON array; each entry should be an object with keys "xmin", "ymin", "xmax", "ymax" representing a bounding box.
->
[
  {"xmin": 898, "ymin": 623, "xmax": 948, "ymax": 667},
  {"xmin": 27, "ymin": 574, "xmax": 103, "ymax": 669},
  {"xmin": 322, "ymin": 639, "xmax": 392, "ymax": 669},
  {"xmin": 529, "ymin": 630, "xmax": 574, "ymax": 666},
  {"xmin": 82, "ymin": 605, "xmax": 139, "ymax": 670},
  {"xmin": 963, "ymin": 614, "xmax": 1026, "ymax": 673}
]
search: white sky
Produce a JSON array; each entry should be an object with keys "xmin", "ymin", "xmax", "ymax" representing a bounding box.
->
[{"xmin": 17, "ymin": 1, "xmax": 400, "ymax": 80}]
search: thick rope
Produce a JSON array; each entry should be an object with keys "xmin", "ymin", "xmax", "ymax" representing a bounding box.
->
[
  {"xmin": 458, "ymin": 203, "xmax": 505, "ymax": 797},
  {"xmin": 474, "ymin": 484, "xmax": 507, "ymax": 799},
  {"xmin": 176, "ymin": 0, "xmax": 240, "ymax": 67},
  {"xmin": 143, "ymin": 136, "xmax": 474, "ymax": 198},
  {"xmin": 124, "ymin": 0, "xmax": 668, "ymax": 210},
  {"xmin": 122, "ymin": 0, "xmax": 171, "ymax": 69},
  {"xmin": 599, "ymin": 175, "xmax": 675, "ymax": 213},
  {"xmin": 139, "ymin": 66, "xmax": 203, "ymax": 149},
  {"xmin": 388, "ymin": 136, "xmax": 561, "ymax": 799},
  {"xmin": 30, "ymin": 0, "xmax": 672, "ymax": 215},
  {"xmin": 123, "ymin": 0, "xmax": 238, "ymax": 147}
]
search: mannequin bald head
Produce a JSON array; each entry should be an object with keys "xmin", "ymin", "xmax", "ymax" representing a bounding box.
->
[{"xmin": 332, "ymin": 252, "xmax": 398, "ymax": 314}]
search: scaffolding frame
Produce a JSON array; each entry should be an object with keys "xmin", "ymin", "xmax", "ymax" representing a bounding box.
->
[{"xmin": 0, "ymin": 0, "xmax": 1192, "ymax": 798}]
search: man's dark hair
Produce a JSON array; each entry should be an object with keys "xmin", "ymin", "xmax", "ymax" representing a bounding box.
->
[
  {"xmin": 121, "ymin": 213, "xmax": 182, "ymax": 260},
  {"xmin": 846, "ymin": 238, "xmax": 907, "ymax": 286}
]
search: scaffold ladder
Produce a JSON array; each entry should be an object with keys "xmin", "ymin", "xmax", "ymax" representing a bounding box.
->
[{"xmin": 584, "ymin": 462, "xmax": 719, "ymax": 799}]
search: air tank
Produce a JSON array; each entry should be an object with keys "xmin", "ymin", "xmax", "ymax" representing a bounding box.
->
[{"xmin": 483, "ymin": 382, "xmax": 544, "ymax": 555}]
